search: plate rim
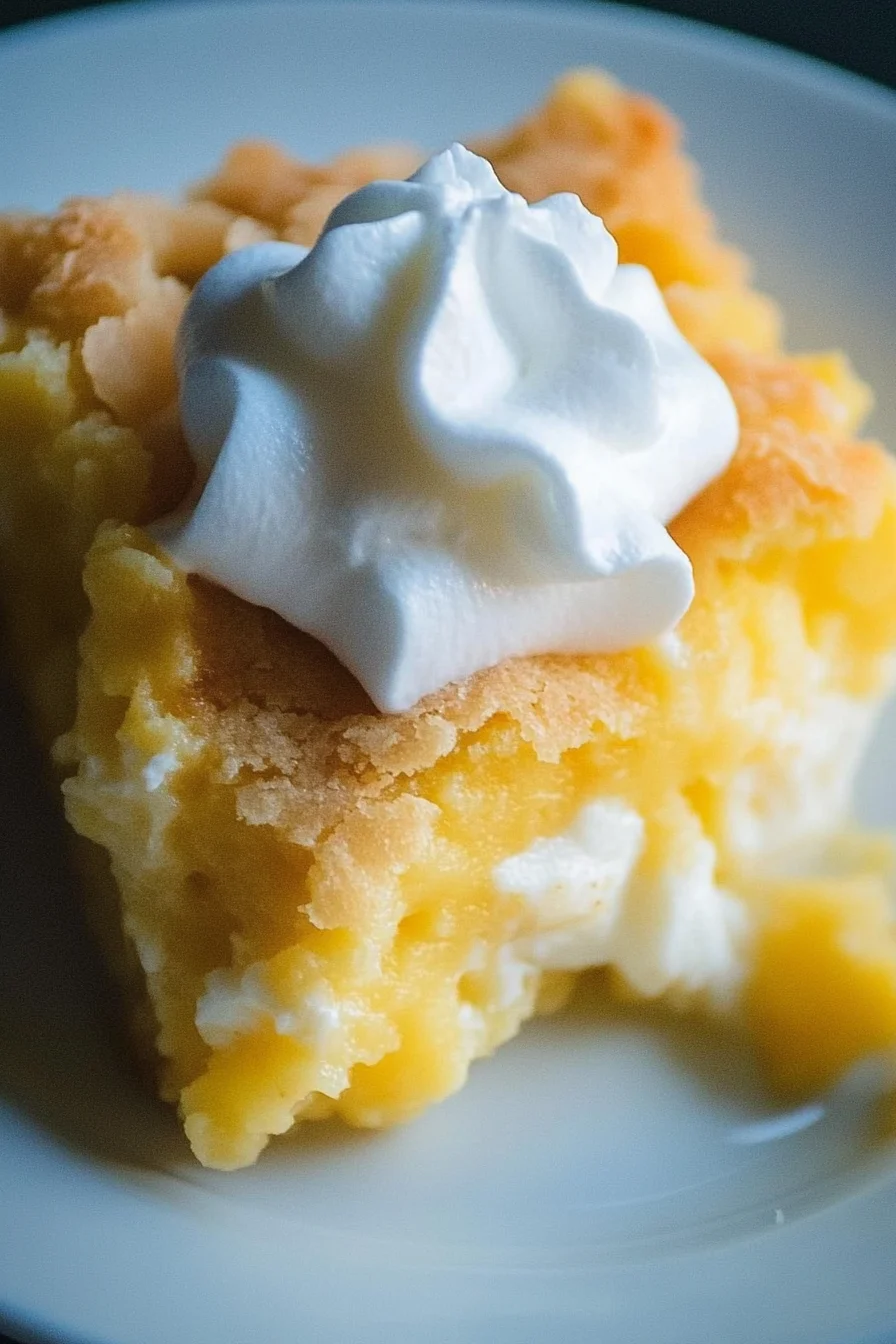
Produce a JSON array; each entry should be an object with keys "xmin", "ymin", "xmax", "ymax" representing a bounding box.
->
[{"xmin": 1, "ymin": 0, "xmax": 895, "ymax": 121}]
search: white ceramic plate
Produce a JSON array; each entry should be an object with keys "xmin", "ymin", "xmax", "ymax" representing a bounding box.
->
[{"xmin": 1, "ymin": 3, "xmax": 896, "ymax": 1342}]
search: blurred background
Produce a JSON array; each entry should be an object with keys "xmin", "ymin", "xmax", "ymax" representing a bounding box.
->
[{"xmin": 1, "ymin": 0, "xmax": 894, "ymax": 88}]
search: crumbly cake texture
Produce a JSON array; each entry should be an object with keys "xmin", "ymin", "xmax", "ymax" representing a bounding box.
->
[{"xmin": 3, "ymin": 72, "xmax": 896, "ymax": 1169}]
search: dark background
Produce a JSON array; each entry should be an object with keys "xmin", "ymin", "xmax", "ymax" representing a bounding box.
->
[
  {"xmin": 1, "ymin": 0, "xmax": 895, "ymax": 88},
  {"xmin": 0, "ymin": 3, "xmax": 892, "ymax": 1344}
]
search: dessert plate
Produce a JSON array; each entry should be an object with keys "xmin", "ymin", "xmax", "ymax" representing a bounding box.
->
[{"xmin": 1, "ymin": 2, "xmax": 895, "ymax": 1341}]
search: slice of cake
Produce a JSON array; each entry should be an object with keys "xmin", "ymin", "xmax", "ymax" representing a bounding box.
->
[{"xmin": 2, "ymin": 73, "xmax": 896, "ymax": 1170}]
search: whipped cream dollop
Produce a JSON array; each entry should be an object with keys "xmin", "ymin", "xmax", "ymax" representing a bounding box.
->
[{"xmin": 156, "ymin": 145, "xmax": 738, "ymax": 711}]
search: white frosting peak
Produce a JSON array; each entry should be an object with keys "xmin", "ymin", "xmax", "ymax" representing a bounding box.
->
[{"xmin": 155, "ymin": 145, "xmax": 738, "ymax": 710}]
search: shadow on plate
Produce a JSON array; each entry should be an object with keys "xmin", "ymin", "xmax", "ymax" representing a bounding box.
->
[{"xmin": 0, "ymin": 659, "xmax": 186, "ymax": 1172}]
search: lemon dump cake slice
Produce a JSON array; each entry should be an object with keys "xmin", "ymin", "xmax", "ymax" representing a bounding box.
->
[{"xmin": 2, "ymin": 73, "xmax": 896, "ymax": 1170}]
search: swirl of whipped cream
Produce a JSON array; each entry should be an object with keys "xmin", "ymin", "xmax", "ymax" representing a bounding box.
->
[{"xmin": 155, "ymin": 145, "xmax": 738, "ymax": 711}]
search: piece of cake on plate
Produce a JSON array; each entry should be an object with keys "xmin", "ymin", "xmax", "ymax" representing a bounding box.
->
[{"xmin": 2, "ymin": 72, "xmax": 896, "ymax": 1170}]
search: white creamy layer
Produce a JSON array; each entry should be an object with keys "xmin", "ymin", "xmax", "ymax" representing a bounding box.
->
[
  {"xmin": 190, "ymin": 689, "xmax": 880, "ymax": 1048},
  {"xmin": 724, "ymin": 689, "xmax": 880, "ymax": 866},
  {"xmin": 196, "ymin": 964, "xmax": 344, "ymax": 1051},
  {"xmin": 194, "ymin": 964, "xmax": 387, "ymax": 1100},
  {"xmin": 495, "ymin": 799, "xmax": 748, "ymax": 1006},
  {"xmin": 156, "ymin": 144, "xmax": 738, "ymax": 711}
]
